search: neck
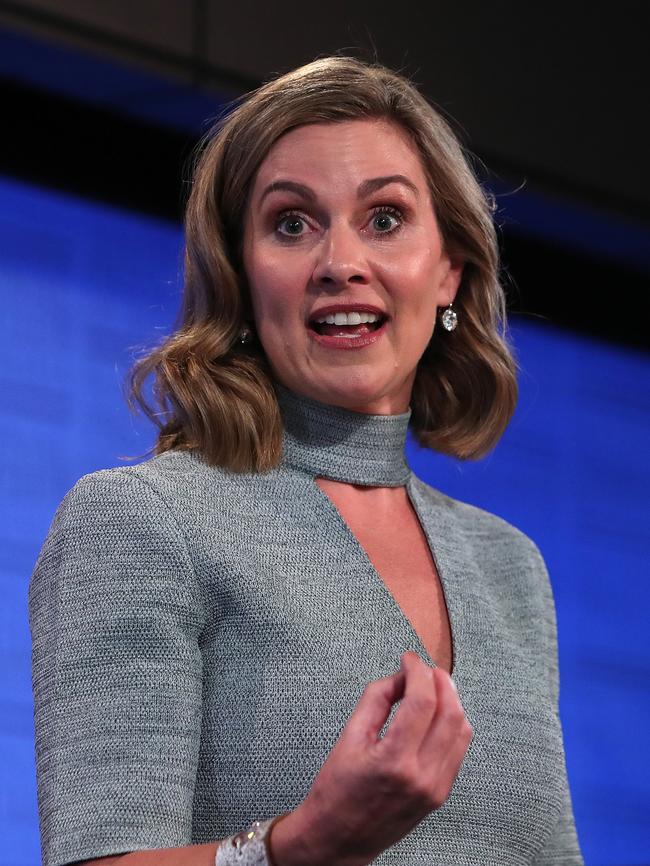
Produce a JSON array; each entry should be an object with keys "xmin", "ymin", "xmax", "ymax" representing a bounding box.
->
[{"xmin": 274, "ymin": 381, "xmax": 412, "ymax": 487}]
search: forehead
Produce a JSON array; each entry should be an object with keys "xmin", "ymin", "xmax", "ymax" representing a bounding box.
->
[{"xmin": 251, "ymin": 118, "xmax": 427, "ymax": 196}]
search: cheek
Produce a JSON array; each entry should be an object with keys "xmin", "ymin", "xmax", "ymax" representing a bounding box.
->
[
  {"xmin": 243, "ymin": 227, "xmax": 289, "ymax": 318},
  {"xmin": 381, "ymin": 244, "xmax": 441, "ymax": 305},
  {"xmin": 247, "ymin": 255, "xmax": 305, "ymax": 330},
  {"xmin": 246, "ymin": 255, "xmax": 282, "ymax": 311}
]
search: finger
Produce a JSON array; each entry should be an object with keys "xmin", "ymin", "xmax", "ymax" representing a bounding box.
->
[
  {"xmin": 419, "ymin": 667, "xmax": 472, "ymax": 764},
  {"xmin": 345, "ymin": 669, "xmax": 406, "ymax": 747},
  {"xmin": 381, "ymin": 652, "xmax": 438, "ymax": 753}
]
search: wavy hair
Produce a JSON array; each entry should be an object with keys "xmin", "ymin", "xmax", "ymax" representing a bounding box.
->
[{"xmin": 127, "ymin": 55, "xmax": 519, "ymax": 472}]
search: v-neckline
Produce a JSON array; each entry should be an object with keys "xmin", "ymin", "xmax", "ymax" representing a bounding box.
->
[
  {"xmin": 273, "ymin": 379, "xmax": 464, "ymax": 685},
  {"xmin": 311, "ymin": 473, "xmax": 460, "ymax": 681}
]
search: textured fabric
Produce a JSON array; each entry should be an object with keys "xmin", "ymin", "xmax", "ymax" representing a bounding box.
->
[
  {"xmin": 29, "ymin": 384, "xmax": 584, "ymax": 866},
  {"xmin": 276, "ymin": 382, "xmax": 412, "ymax": 486}
]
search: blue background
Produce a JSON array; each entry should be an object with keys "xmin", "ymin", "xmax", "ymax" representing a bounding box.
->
[{"xmin": 1, "ymin": 170, "xmax": 648, "ymax": 866}]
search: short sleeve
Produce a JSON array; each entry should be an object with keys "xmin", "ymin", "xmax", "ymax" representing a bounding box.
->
[{"xmin": 28, "ymin": 468, "xmax": 206, "ymax": 866}]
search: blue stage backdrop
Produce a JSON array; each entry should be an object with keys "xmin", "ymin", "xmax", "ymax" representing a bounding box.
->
[{"xmin": 1, "ymin": 173, "xmax": 648, "ymax": 866}]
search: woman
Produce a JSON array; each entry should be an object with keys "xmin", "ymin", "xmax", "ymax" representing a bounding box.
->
[{"xmin": 28, "ymin": 56, "xmax": 584, "ymax": 865}]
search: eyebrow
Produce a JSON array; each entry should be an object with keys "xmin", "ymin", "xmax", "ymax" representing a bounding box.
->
[{"xmin": 258, "ymin": 174, "xmax": 420, "ymax": 205}]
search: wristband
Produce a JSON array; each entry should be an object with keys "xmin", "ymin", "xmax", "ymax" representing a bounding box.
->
[{"xmin": 215, "ymin": 813, "xmax": 289, "ymax": 865}]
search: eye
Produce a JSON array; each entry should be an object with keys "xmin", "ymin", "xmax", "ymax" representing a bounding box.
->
[
  {"xmin": 275, "ymin": 209, "xmax": 311, "ymax": 240},
  {"xmin": 370, "ymin": 206, "xmax": 404, "ymax": 236},
  {"xmin": 273, "ymin": 205, "xmax": 405, "ymax": 242}
]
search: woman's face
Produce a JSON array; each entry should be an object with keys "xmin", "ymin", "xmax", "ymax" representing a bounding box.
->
[{"xmin": 242, "ymin": 118, "xmax": 463, "ymax": 414}]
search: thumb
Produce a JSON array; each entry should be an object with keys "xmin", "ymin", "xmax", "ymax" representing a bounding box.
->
[{"xmin": 344, "ymin": 670, "xmax": 406, "ymax": 746}]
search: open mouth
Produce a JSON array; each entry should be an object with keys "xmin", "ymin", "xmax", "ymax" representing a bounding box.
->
[{"xmin": 309, "ymin": 315, "xmax": 387, "ymax": 337}]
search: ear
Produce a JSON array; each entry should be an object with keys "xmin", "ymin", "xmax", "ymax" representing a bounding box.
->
[
  {"xmin": 439, "ymin": 255, "xmax": 464, "ymax": 307},
  {"xmin": 236, "ymin": 263, "xmax": 255, "ymax": 321}
]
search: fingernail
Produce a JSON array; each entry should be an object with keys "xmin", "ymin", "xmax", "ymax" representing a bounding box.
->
[{"xmin": 450, "ymin": 677, "xmax": 458, "ymax": 692}]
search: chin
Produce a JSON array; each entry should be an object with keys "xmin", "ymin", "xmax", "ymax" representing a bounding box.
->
[{"xmin": 309, "ymin": 376, "xmax": 407, "ymax": 414}]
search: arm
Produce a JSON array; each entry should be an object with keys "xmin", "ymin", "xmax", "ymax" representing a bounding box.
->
[
  {"xmin": 29, "ymin": 469, "xmax": 339, "ymax": 866},
  {"xmin": 28, "ymin": 469, "xmax": 207, "ymax": 866},
  {"xmin": 75, "ymin": 810, "xmax": 313, "ymax": 865}
]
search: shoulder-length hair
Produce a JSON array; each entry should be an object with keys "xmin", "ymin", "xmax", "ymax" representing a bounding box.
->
[{"xmin": 127, "ymin": 55, "xmax": 519, "ymax": 472}]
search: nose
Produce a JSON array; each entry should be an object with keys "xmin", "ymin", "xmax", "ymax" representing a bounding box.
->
[{"xmin": 311, "ymin": 220, "xmax": 371, "ymax": 287}]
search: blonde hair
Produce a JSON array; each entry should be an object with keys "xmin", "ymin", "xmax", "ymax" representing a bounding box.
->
[{"xmin": 127, "ymin": 55, "xmax": 519, "ymax": 472}]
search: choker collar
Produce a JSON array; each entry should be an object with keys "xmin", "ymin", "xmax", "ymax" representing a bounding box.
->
[{"xmin": 274, "ymin": 381, "xmax": 412, "ymax": 487}]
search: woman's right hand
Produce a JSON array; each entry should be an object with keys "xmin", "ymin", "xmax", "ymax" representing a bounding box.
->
[{"xmin": 290, "ymin": 651, "xmax": 473, "ymax": 866}]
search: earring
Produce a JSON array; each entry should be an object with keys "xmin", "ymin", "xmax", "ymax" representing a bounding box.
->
[
  {"xmin": 440, "ymin": 303, "xmax": 458, "ymax": 332},
  {"xmin": 239, "ymin": 325, "xmax": 254, "ymax": 345}
]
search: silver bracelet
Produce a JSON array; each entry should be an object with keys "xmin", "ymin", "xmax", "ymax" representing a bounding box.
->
[{"xmin": 215, "ymin": 814, "xmax": 288, "ymax": 866}]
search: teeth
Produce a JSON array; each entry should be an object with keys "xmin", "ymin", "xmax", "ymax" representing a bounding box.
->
[{"xmin": 314, "ymin": 311, "xmax": 381, "ymax": 325}]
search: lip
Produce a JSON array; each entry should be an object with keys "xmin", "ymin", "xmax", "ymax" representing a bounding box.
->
[
  {"xmin": 307, "ymin": 302, "xmax": 388, "ymax": 324},
  {"xmin": 307, "ymin": 317, "xmax": 389, "ymax": 350}
]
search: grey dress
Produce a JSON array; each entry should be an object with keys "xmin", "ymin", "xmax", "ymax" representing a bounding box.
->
[{"xmin": 28, "ymin": 382, "xmax": 584, "ymax": 866}]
